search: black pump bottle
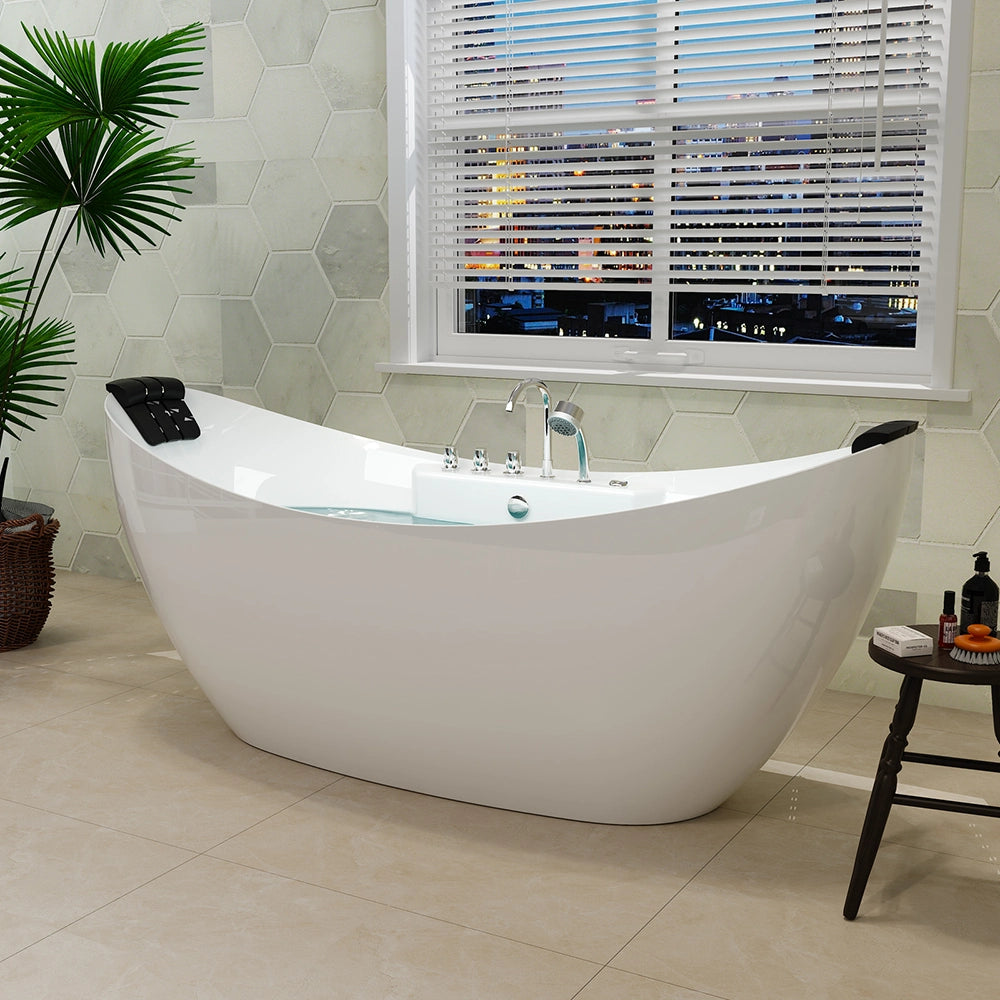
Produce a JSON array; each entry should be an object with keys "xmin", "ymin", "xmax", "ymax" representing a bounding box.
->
[{"xmin": 959, "ymin": 550, "xmax": 999, "ymax": 633}]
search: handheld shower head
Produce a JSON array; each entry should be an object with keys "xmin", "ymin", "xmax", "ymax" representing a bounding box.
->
[
  {"xmin": 547, "ymin": 400, "xmax": 584, "ymax": 437},
  {"xmin": 547, "ymin": 401, "xmax": 590, "ymax": 483}
]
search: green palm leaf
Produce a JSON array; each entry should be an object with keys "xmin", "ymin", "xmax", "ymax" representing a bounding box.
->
[
  {"xmin": 0, "ymin": 22, "xmax": 204, "ymax": 166},
  {"xmin": 0, "ymin": 313, "xmax": 73, "ymax": 438},
  {"xmin": 0, "ymin": 258, "xmax": 29, "ymax": 311},
  {"xmin": 0, "ymin": 133, "xmax": 73, "ymax": 227},
  {"xmin": 0, "ymin": 116, "xmax": 198, "ymax": 256},
  {"xmin": 0, "ymin": 20, "xmax": 203, "ymax": 466}
]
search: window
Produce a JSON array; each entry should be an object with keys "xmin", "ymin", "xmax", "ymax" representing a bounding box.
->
[{"xmin": 385, "ymin": 0, "xmax": 973, "ymax": 398}]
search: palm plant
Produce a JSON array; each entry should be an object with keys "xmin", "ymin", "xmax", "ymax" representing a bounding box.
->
[{"xmin": 0, "ymin": 21, "xmax": 205, "ymax": 520}]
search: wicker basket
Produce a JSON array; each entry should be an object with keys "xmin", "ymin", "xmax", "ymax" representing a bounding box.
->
[{"xmin": 0, "ymin": 513, "xmax": 59, "ymax": 652}]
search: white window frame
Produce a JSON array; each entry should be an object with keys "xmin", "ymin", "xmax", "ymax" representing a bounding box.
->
[{"xmin": 384, "ymin": 0, "xmax": 973, "ymax": 400}]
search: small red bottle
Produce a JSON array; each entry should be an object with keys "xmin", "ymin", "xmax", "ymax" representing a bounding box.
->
[{"xmin": 938, "ymin": 589, "xmax": 958, "ymax": 649}]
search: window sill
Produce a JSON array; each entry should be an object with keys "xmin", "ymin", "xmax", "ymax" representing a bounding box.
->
[{"xmin": 376, "ymin": 360, "xmax": 970, "ymax": 402}]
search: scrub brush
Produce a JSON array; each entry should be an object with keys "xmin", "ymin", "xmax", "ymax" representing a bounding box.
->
[{"xmin": 950, "ymin": 624, "xmax": 1000, "ymax": 665}]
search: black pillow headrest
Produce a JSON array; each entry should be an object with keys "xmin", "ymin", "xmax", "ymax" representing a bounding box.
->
[{"xmin": 106, "ymin": 376, "xmax": 201, "ymax": 445}]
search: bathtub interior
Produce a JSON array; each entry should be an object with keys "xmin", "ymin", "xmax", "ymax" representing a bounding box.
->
[
  {"xmin": 105, "ymin": 389, "xmax": 868, "ymax": 525},
  {"xmin": 107, "ymin": 389, "xmax": 854, "ymax": 526}
]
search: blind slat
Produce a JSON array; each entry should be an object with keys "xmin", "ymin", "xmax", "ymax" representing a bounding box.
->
[{"xmin": 426, "ymin": 0, "xmax": 946, "ymax": 293}]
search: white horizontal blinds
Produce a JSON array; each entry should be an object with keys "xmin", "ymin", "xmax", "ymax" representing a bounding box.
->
[
  {"xmin": 666, "ymin": 0, "xmax": 944, "ymax": 297},
  {"xmin": 425, "ymin": 0, "xmax": 945, "ymax": 297},
  {"xmin": 426, "ymin": 0, "xmax": 663, "ymax": 289}
]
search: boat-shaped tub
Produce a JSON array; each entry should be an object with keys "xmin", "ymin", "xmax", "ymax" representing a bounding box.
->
[{"xmin": 105, "ymin": 387, "xmax": 916, "ymax": 824}]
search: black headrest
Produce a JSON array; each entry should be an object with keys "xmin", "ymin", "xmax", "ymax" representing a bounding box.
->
[
  {"xmin": 850, "ymin": 420, "xmax": 919, "ymax": 454},
  {"xmin": 106, "ymin": 376, "xmax": 201, "ymax": 445}
]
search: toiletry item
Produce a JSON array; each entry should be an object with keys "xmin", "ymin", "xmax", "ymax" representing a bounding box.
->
[
  {"xmin": 938, "ymin": 590, "xmax": 958, "ymax": 649},
  {"xmin": 950, "ymin": 624, "xmax": 1000, "ymax": 665},
  {"xmin": 959, "ymin": 551, "xmax": 999, "ymax": 633},
  {"xmin": 872, "ymin": 625, "xmax": 934, "ymax": 657}
]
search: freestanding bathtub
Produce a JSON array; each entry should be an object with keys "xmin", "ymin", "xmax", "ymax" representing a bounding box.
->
[{"xmin": 105, "ymin": 387, "xmax": 916, "ymax": 824}]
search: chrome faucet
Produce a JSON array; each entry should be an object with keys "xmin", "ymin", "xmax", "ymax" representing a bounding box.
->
[{"xmin": 504, "ymin": 378, "xmax": 554, "ymax": 478}]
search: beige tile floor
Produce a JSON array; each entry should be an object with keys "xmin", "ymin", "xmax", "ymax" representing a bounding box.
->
[{"xmin": 1, "ymin": 571, "xmax": 999, "ymax": 999}]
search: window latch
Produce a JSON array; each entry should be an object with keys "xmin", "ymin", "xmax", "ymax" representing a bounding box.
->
[{"xmin": 613, "ymin": 348, "xmax": 705, "ymax": 367}]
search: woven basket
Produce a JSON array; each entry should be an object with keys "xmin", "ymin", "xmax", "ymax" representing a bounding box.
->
[{"xmin": 0, "ymin": 513, "xmax": 59, "ymax": 652}]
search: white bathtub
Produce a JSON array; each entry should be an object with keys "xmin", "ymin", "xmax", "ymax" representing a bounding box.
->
[{"xmin": 105, "ymin": 388, "xmax": 915, "ymax": 824}]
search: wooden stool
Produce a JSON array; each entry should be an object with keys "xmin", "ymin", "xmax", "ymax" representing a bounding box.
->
[{"xmin": 843, "ymin": 624, "xmax": 1000, "ymax": 919}]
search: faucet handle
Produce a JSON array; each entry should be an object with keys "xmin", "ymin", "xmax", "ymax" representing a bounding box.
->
[
  {"xmin": 442, "ymin": 446, "xmax": 459, "ymax": 471},
  {"xmin": 472, "ymin": 448, "xmax": 489, "ymax": 472},
  {"xmin": 504, "ymin": 450, "xmax": 522, "ymax": 475}
]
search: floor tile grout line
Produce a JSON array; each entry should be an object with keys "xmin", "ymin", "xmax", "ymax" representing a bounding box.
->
[
  {"xmin": 0, "ymin": 686, "xmax": 146, "ymax": 737},
  {"xmin": 0, "ymin": 853, "xmax": 199, "ymax": 968},
  {"xmin": 164, "ymin": 850, "xmax": 612, "ymax": 971},
  {"xmin": 198, "ymin": 774, "xmax": 351, "ymax": 857},
  {"xmin": 565, "ymin": 965, "xmax": 737, "ymax": 1000},
  {"xmin": 596, "ymin": 809, "xmax": 756, "ymax": 977}
]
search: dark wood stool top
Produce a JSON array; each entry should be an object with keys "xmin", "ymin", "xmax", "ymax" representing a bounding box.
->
[{"xmin": 868, "ymin": 624, "xmax": 1000, "ymax": 685}]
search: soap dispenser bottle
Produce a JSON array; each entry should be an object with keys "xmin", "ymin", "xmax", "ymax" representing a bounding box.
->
[{"xmin": 959, "ymin": 551, "xmax": 999, "ymax": 633}]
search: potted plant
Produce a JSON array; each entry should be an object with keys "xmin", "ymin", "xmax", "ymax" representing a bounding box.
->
[{"xmin": 0, "ymin": 21, "xmax": 205, "ymax": 649}]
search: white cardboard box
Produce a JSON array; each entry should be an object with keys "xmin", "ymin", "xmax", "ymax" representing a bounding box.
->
[{"xmin": 872, "ymin": 625, "xmax": 934, "ymax": 657}]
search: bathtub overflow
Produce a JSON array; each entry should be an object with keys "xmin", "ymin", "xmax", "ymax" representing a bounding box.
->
[{"xmin": 507, "ymin": 495, "xmax": 529, "ymax": 520}]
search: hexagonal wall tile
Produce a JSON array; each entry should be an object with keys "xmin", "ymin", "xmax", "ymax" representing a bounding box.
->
[
  {"xmin": 63, "ymin": 295, "xmax": 125, "ymax": 377},
  {"xmin": 72, "ymin": 532, "xmax": 137, "ymax": 580},
  {"xmin": 384, "ymin": 374, "xmax": 473, "ymax": 446},
  {"xmin": 0, "ymin": 4, "xmax": 50, "ymax": 60},
  {"xmin": 254, "ymin": 253, "xmax": 334, "ymax": 344},
  {"xmin": 960, "ymin": 189, "xmax": 1000, "ymax": 310},
  {"xmin": 168, "ymin": 120, "xmax": 264, "ymax": 163},
  {"xmin": 113, "ymin": 337, "xmax": 180, "ymax": 382},
  {"xmin": 249, "ymin": 67, "xmax": 330, "ymax": 160},
  {"xmin": 257, "ymin": 344, "xmax": 334, "ymax": 424},
  {"xmin": 18, "ymin": 251, "xmax": 71, "ymax": 320},
  {"xmin": 96, "ymin": 0, "xmax": 168, "ymax": 42},
  {"xmin": 31, "ymin": 0, "xmax": 100, "ymax": 36},
  {"xmin": 250, "ymin": 160, "xmax": 331, "ymax": 250},
  {"xmin": 312, "ymin": 9, "xmax": 386, "ymax": 111},
  {"xmin": 568, "ymin": 383, "xmax": 673, "ymax": 462},
  {"xmin": 63, "ymin": 377, "xmax": 113, "ymax": 461},
  {"xmin": 965, "ymin": 126, "xmax": 1000, "ymax": 190},
  {"xmin": 69, "ymin": 459, "xmax": 121, "ymax": 535},
  {"xmin": 324, "ymin": 393, "xmax": 402, "ymax": 444},
  {"xmin": 217, "ymin": 162, "xmax": 264, "ymax": 205},
  {"xmin": 212, "ymin": 0, "xmax": 251, "ymax": 20},
  {"xmin": 16, "ymin": 417, "xmax": 79, "ymax": 494},
  {"xmin": 981, "ymin": 403, "xmax": 1000, "ymax": 471},
  {"xmin": 58, "ymin": 240, "xmax": 119, "ymax": 294},
  {"xmin": 109, "ymin": 255, "xmax": 179, "ymax": 339},
  {"xmin": 921, "ymin": 430, "xmax": 1000, "ymax": 545},
  {"xmin": 648, "ymin": 414, "xmax": 755, "ymax": 471},
  {"xmin": 216, "ymin": 207, "xmax": 268, "ymax": 295},
  {"xmin": 318, "ymin": 299, "xmax": 388, "ymax": 393},
  {"xmin": 316, "ymin": 204, "xmax": 388, "ymax": 299},
  {"xmin": 926, "ymin": 313, "xmax": 1000, "ymax": 430},
  {"xmin": 212, "ymin": 22, "xmax": 264, "ymax": 118},
  {"xmin": 165, "ymin": 297, "xmax": 223, "ymax": 383},
  {"xmin": 222, "ymin": 299, "xmax": 271, "ymax": 387},
  {"xmin": 315, "ymin": 110, "xmax": 387, "ymax": 201},
  {"xmin": 665, "ymin": 387, "xmax": 745, "ymax": 415},
  {"xmin": 247, "ymin": 0, "xmax": 327, "ymax": 65},
  {"xmin": 161, "ymin": 207, "xmax": 222, "ymax": 295},
  {"xmin": 737, "ymin": 392, "xmax": 854, "ymax": 461}
]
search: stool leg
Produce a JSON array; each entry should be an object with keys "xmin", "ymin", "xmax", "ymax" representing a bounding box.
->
[
  {"xmin": 843, "ymin": 674, "xmax": 922, "ymax": 920},
  {"xmin": 992, "ymin": 686, "xmax": 1000, "ymax": 755}
]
